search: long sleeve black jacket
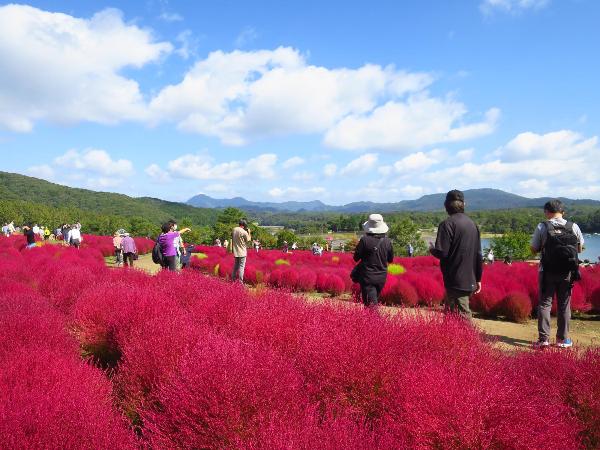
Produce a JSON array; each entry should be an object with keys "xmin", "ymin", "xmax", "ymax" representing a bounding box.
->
[{"xmin": 430, "ymin": 213, "xmax": 483, "ymax": 292}]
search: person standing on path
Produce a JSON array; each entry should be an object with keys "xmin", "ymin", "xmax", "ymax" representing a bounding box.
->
[
  {"xmin": 353, "ymin": 214, "xmax": 394, "ymax": 308},
  {"xmin": 429, "ymin": 190, "xmax": 482, "ymax": 319},
  {"xmin": 231, "ymin": 219, "xmax": 251, "ymax": 282},
  {"xmin": 158, "ymin": 222, "xmax": 191, "ymax": 271},
  {"xmin": 120, "ymin": 233, "xmax": 137, "ymax": 268},
  {"xmin": 407, "ymin": 243, "xmax": 414, "ymax": 257},
  {"xmin": 113, "ymin": 231, "xmax": 123, "ymax": 267},
  {"xmin": 530, "ymin": 199, "xmax": 584, "ymax": 349}
]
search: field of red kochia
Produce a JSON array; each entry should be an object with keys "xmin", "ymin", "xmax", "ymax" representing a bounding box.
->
[
  {"xmin": 1, "ymin": 234, "xmax": 599, "ymax": 449},
  {"xmin": 190, "ymin": 245, "xmax": 600, "ymax": 321}
]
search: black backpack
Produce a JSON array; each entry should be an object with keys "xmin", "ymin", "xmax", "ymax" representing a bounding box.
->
[
  {"xmin": 541, "ymin": 221, "xmax": 579, "ymax": 274},
  {"xmin": 151, "ymin": 238, "xmax": 164, "ymax": 265}
]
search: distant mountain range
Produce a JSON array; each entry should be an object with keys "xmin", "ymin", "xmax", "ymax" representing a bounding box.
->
[{"xmin": 187, "ymin": 189, "xmax": 600, "ymax": 213}]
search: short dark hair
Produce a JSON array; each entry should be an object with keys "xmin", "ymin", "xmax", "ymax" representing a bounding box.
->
[
  {"xmin": 168, "ymin": 219, "xmax": 177, "ymax": 225},
  {"xmin": 161, "ymin": 222, "xmax": 171, "ymax": 233},
  {"xmin": 239, "ymin": 219, "xmax": 248, "ymax": 227},
  {"xmin": 444, "ymin": 200, "xmax": 465, "ymax": 215},
  {"xmin": 543, "ymin": 199, "xmax": 565, "ymax": 214}
]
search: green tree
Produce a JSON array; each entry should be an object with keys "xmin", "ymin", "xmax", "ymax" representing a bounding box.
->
[
  {"xmin": 388, "ymin": 218, "xmax": 428, "ymax": 256},
  {"xmin": 490, "ymin": 232, "xmax": 534, "ymax": 261},
  {"xmin": 276, "ymin": 229, "xmax": 298, "ymax": 248}
]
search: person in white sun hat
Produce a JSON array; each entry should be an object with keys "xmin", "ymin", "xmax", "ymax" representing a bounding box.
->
[{"xmin": 352, "ymin": 214, "xmax": 394, "ymax": 308}]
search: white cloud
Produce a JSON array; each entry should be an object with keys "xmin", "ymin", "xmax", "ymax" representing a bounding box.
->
[
  {"xmin": 282, "ymin": 156, "xmax": 305, "ymax": 169},
  {"xmin": 480, "ymin": 0, "xmax": 550, "ymax": 15},
  {"xmin": 496, "ymin": 130, "xmax": 597, "ymax": 162},
  {"xmin": 158, "ymin": 11, "xmax": 183, "ymax": 22},
  {"xmin": 423, "ymin": 129, "xmax": 600, "ymax": 198},
  {"xmin": 145, "ymin": 163, "xmax": 172, "ymax": 183},
  {"xmin": 175, "ymin": 30, "xmax": 199, "ymax": 60},
  {"xmin": 149, "ymin": 47, "xmax": 440, "ymax": 146},
  {"xmin": 0, "ymin": 5, "xmax": 172, "ymax": 132},
  {"xmin": 234, "ymin": 26, "xmax": 258, "ymax": 48},
  {"xmin": 517, "ymin": 178, "xmax": 550, "ymax": 197},
  {"xmin": 323, "ymin": 163, "xmax": 337, "ymax": 177},
  {"xmin": 292, "ymin": 171, "xmax": 315, "ymax": 182},
  {"xmin": 391, "ymin": 151, "xmax": 438, "ymax": 175},
  {"xmin": 268, "ymin": 186, "xmax": 325, "ymax": 199},
  {"xmin": 340, "ymin": 153, "xmax": 378, "ymax": 175},
  {"xmin": 324, "ymin": 99, "xmax": 499, "ymax": 151},
  {"xmin": 55, "ymin": 149, "xmax": 134, "ymax": 177},
  {"xmin": 456, "ymin": 148, "xmax": 474, "ymax": 161},
  {"xmin": 164, "ymin": 152, "xmax": 278, "ymax": 181},
  {"xmin": 26, "ymin": 164, "xmax": 55, "ymax": 180}
]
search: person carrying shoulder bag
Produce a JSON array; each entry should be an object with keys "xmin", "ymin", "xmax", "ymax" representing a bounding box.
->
[{"xmin": 352, "ymin": 214, "xmax": 394, "ymax": 308}]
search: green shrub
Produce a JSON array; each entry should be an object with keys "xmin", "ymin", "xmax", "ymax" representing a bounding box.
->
[{"xmin": 388, "ymin": 264, "xmax": 406, "ymax": 275}]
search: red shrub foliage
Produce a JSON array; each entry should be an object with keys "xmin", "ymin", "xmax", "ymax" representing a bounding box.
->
[
  {"xmin": 1, "ymin": 236, "xmax": 599, "ymax": 448},
  {"xmin": 499, "ymin": 292, "xmax": 532, "ymax": 323},
  {"xmin": 0, "ymin": 349, "xmax": 136, "ymax": 450},
  {"xmin": 141, "ymin": 333, "xmax": 307, "ymax": 449}
]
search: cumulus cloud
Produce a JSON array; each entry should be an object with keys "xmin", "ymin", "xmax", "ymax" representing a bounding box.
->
[
  {"xmin": 480, "ymin": 0, "xmax": 550, "ymax": 15},
  {"xmin": 152, "ymin": 152, "xmax": 278, "ymax": 181},
  {"xmin": 145, "ymin": 163, "xmax": 172, "ymax": 183},
  {"xmin": 323, "ymin": 100, "xmax": 499, "ymax": 151},
  {"xmin": 234, "ymin": 26, "xmax": 258, "ymax": 48},
  {"xmin": 0, "ymin": 5, "xmax": 172, "ymax": 132},
  {"xmin": 282, "ymin": 156, "xmax": 305, "ymax": 169},
  {"xmin": 340, "ymin": 153, "xmax": 378, "ymax": 175},
  {"xmin": 496, "ymin": 130, "xmax": 597, "ymax": 162},
  {"xmin": 268, "ymin": 186, "xmax": 326, "ymax": 199},
  {"xmin": 26, "ymin": 164, "xmax": 55, "ymax": 180},
  {"xmin": 323, "ymin": 164, "xmax": 338, "ymax": 177},
  {"xmin": 390, "ymin": 151, "xmax": 439, "ymax": 175},
  {"xmin": 423, "ymin": 130, "xmax": 600, "ymax": 197},
  {"xmin": 149, "ymin": 47, "xmax": 453, "ymax": 147},
  {"xmin": 55, "ymin": 149, "xmax": 134, "ymax": 177}
]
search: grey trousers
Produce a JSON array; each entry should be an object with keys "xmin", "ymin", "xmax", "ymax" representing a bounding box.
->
[
  {"xmin": 232, "ymin": 256, "xmax": 247, "ymax": 282},
  {"xmin": 538, "ymin": 271, "xmax": 572, "ymax": 341},
  {"xmin": 445, "ymin": 288, "xmax": 473, "ymax": 320}
]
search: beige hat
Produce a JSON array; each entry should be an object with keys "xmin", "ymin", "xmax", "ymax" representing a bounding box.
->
[{"xmin": 363, "ymin": 213, "xmax": 389, "ymax": 234}]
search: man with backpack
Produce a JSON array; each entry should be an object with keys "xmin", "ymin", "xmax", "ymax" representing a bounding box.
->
[{"xmin": 531, "ymin": 199, "xmax": 584, "ymax": 349}]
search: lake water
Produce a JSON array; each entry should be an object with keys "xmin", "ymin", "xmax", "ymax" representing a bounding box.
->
[{"xmin": 481, "ymin": 233, "xmax": 600, "ymax": 263}]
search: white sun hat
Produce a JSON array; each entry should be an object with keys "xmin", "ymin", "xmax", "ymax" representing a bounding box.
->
[{"xmin": 362, "ymin": 213, "xmax": 389, "ymax": 234}]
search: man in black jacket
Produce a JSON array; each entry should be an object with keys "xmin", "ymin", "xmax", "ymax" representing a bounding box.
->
[
  {"xmin": 353, "ymin": 214, "xmax": 394, "ymax": 307},
  {"xmin": 430, "ymin": 190, "xmax": 482, "ymax": 319}
]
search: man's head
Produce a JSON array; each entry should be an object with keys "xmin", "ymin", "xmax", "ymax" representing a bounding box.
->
[
  {"xmin": 444, "ymin": 189, "xmax": 465, "ymax": 215},
  {"xmin": 543, "ymin": 199, "xmax": 565, "ymax": 218},
  {"xmin": 239, "ymin": 219, "xmax": 248, "ymax": 229}
]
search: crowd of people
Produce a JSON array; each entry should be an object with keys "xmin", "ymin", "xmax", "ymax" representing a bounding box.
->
[
  {"xmin": 351, "ymin": 191, "xmax": 583, "ymax": 349},
  {"xmin": 2, "ymin": 221, "xmax": 84, "ymax": 249},
  {"xmin": 2, "ymin": 190, "xmax": 591, "ymax": 349}
]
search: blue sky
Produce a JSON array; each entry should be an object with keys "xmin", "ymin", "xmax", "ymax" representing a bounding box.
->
[{"xmin": 1, "ymin": 0, "xmax": 599, "ymax": 204}]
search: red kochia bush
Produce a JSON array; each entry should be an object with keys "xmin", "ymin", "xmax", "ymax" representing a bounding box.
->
[
  {"xmin": 470, "ymin": 286, "xmax": 504, "ymax": 316},
  {"xmin": 381, "ymin": 278, "xmax": 419, "ymax": 306},
  {"xmin": 141, "ymin": 333, "xmax": 307, "ymax": 449},
  {"xmin": 499, "ymin": 292, "xmax": 532, "ymax": 322},
  {"xmin": 0, "ymin": 348, "xmax": 136, "ymax": 449},
  {"xmin": 0, "ymin": 291, "xmax": 76, "ymax": 360}
]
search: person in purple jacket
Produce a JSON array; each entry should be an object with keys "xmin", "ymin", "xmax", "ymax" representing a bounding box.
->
[
  {"xmin": 120, "ymin": 233, "xmax": 137, "ymax": 268},
  {"xmin": 158, "ymin": 222, "xmax": 191, "ymax": 271}
]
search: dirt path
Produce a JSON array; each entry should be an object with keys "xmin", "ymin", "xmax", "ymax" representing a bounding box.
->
[{"xmin": 105, "ymin": 254, "xmax": 600, "ymax": 351}]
